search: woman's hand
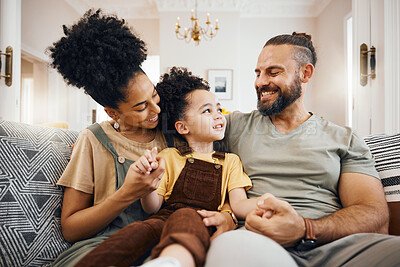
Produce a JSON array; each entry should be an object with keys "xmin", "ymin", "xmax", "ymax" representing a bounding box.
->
[
  {"xmin": 133, "ymin": 147, "xmax": 160, "ymax": 175},
  {"xmin": 197, "ymin": 209, "xmax": 236, "ymax": 241},
  {"xmin": 119, "ymin": 148, "xmax": 165, "ymax": 202},
  {"xmin": 60, "ymin": 150, "xmax": 165, "ymax": 243}
]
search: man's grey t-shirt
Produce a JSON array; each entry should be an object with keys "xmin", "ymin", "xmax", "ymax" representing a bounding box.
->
[{"xmin": 223, "ymin": 111, "xmax": 379, "ymax": 219}]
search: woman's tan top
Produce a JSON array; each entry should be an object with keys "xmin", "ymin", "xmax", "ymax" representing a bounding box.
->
[{"xmin": 57, "ymin": 121, "xmax": 167, "ymax": 205}]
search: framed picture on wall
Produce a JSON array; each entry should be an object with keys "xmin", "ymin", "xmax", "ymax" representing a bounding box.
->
[{"xmin": 207, "ymin": 69, "xmax": 233, "ymax": 100}]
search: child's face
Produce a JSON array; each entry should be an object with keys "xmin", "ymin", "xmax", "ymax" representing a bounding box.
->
[{"xmin": 179, "ymin": 89, "xmax": 226, "ymax": 142}]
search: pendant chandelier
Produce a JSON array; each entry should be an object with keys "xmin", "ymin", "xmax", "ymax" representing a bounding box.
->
[{"xmin": 175, "ymin": 0, "xmax": 219, "ymax": 46}]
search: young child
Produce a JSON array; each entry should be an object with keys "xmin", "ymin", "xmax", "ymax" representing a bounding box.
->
[{"xmin": 76, "ymin": 67, "xmax": 263, "ymax": 267}]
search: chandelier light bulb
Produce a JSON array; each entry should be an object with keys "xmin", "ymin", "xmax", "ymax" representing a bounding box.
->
[{"xmin": 174, "ymin": 1, "xmax": 220, "ymax": 45}]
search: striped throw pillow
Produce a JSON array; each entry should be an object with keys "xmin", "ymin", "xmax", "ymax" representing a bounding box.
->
[{"xmin": 364, "ymin": 133, "xmax": 400, "ymax": 202}]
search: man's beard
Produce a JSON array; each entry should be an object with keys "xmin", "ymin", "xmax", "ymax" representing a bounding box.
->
[{"xmin": 257, "ymin": 76, "xmax": 302, "ymax": 116}]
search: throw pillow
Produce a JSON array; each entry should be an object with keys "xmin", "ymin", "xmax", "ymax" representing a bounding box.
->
[
  {"xmin": 364, "ymin": 133, "xmax": 400, "ymax": 202},
  {"xmin": 0, "ymin": 120, "xmax": 78, "ymax": 266}
]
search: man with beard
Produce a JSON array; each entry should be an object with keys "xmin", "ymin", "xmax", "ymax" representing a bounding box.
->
[{"xmin": 202, "ymin": 33, "xmax": 400, "ymax": 267}]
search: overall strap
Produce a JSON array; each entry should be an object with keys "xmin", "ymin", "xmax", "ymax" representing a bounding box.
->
[
  {"xmin": 87, "ymin": 124, "xmax": 146, "ymax": 228},
  {"xmin": 164, "ymin": 132, "xmax": 192, "ymax": 156},
  {"xmin": 212, "ymin": 151, "xmax": 225, "ymax": 159},
  {"xmin": 176, "ymin": 145, "xmax": 193, "ymax": 156},
  {"xmin": 87, "ymin": 123, "xmax": 119, "ymax": 159}
]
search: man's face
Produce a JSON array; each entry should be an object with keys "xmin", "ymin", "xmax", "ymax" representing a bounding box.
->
[{"xmin": 254, "ymin": 44, "xmax": 302, "ymax": 116}]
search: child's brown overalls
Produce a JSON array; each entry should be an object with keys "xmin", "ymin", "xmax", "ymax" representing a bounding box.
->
[{"xmin": 76, "ymin": 146, "xmax": 225, "ymax": 267}]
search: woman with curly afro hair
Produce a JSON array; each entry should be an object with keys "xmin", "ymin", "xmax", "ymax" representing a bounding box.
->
[
  {"xmin": 76, "ymin": 67, "xmax": 260, "ymax": 267},
  {"xmin": 49, "ymin": 9, "xmax": 168, "ymax": 266},
  {"xmin": 49, "ymin": 9, "xmax": 236, "ymax": 267}
]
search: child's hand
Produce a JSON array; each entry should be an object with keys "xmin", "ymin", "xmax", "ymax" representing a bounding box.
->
[
  {"xmin": 256, "ymin": 193, "xmax": 274, "ymax": 219},
  {"xmin": 257, "ymin": 194, "xmax": 274, "ymax": 219},
  {"xmin": 133, "ymin": 147, "xmax": 159, "ymax": 175},
  {"xmin": 197, "ymin": 210, "xmax": 234, "ymax": 241}
]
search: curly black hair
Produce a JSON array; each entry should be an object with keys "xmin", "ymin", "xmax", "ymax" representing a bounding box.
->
[
  {"xmin": 48, "ymin": 9, "xmax": 147, "ymax": 109},
  {"xmin": 156, "ymin": 67, "xmax": 209, "ymax": 142}
]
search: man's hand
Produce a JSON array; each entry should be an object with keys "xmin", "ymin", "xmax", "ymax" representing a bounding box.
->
[
  {"xmin": 245, "ymin": 193, "xmax": 305, "ymax": 247},
  {"xmin": 197, "ymin": 210, "xmax": 236, "ymax": 241}
]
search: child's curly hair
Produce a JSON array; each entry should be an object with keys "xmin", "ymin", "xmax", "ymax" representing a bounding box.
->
[
  {"xmin": 156, "ymin": 67, "xmax": 209, "ymax": 142},
  {"xmin": 48, "ymin": 9, "xmax": 147, "ymax": 109}
]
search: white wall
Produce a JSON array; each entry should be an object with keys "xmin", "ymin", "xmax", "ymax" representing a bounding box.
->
[
  {"xmin": 128, "ymin": 18, "xmax": 160, "ymax": 55},
  {"xmin": 313, "ymin": 0, "xmax": 352, "ymax": 126},
  {"xmin": 157, "ymin": 13, "xmax": 316, "ymax": 114},
  {"xmin": 159, "ymin": 11, "xmax": 241, "ymax": 112},
  {"xmin": 239, "ymin": 17, "xmax": 316, "ymax": 113},
  {"xmin": 21, "ymin": 0, "xmax": 96, "ymax": 131},
  {"xmin": 21, "ymin": 0, "xmax": 80, "ymax": 59},
  {"xmin": 18, "ymin": 0, "xmax": 356, "ymax": 130}
]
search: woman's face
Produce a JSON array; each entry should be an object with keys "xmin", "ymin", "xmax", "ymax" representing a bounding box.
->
[{"xmin": 116, "ymin": 72, "xmax": 161, "ymax": 130}]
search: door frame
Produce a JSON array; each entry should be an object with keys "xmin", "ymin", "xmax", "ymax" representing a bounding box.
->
[
  {"xmin": 0, "ymin": 0, "xmax": 21, "ymax": 122},
  {"xmin": 384, "ymin": 0, "xmax": 400, "ymax": 135},
  {"xmin": 352, "ymin": 0, "xmax": 400, "ymax": 136}
]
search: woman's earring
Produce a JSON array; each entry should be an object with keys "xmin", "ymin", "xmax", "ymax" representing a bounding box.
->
[{"xmin": 114, "ymin": 121, "xmax": 119, "ymax": 130}]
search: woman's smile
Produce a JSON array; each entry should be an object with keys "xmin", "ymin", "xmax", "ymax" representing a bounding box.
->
[{"xmin": 145, "ymin": 114, "xmax": 159, "ymax": 124}]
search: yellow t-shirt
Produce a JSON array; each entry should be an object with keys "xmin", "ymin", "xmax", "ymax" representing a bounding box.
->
[
  {"xmin": 57, "ymin": 121, "xmax": 167, "ymax": 205},
  {"xmin": 157, "ymin": 148, "xmax": 252, "ymax": 211}
]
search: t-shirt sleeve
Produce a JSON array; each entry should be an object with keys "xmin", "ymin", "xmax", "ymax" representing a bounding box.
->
[
  {"xmin": 341, "ymin": 131, "xmax": 380, "ymax": 179},
  {"xmin": 226, "ymin": 153, "xmax": 252, "ymax": 192},
  {"xmin": 156, "ymin": 171, "xmax": 168, "ymax": 196},
  {"xmin": 57, "ymin": 129, "xmax": 95, "ymax": 194}
]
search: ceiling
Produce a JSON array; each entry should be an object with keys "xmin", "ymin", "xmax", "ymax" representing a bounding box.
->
[{"xmin": 65, "ymin": 0, "xmax": 333, "ymax": 19}]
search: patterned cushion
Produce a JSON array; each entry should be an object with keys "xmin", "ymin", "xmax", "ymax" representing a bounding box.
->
[
  {"xmin": 0, "ymin": 120, "xmax": 78, "ymax": 266},
  {"xmin": 364, "ymin": 133, "xmax": 400, "ymax": 202}
]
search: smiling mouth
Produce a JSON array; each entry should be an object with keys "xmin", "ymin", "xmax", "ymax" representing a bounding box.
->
[
  {"xmin": 146, "ymin": 114, "xmax": 158, "ymax": 123},
  {"xmin": 261, "ymin": 91, "xmax": 277, "ymax": 96},
  {"xmin": 213, "ymin": 124, "xmax": 224, "ymax": 130},
  {"xmin": 259, "ymin": 89, "xmax": 279, "ymax": 100}
]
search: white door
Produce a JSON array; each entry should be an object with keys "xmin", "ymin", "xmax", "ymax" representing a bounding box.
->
[
  {"xmin": 0, "ymin": 0, "xmax": 21, "ymax": 122},
  {"xmin": 352, "ymin": 0, "xmax": 400, "ymax": 136},
  {"xmin": 352, "ymin": 0, "xmax": 385, "ymax": 137},
  {"xmin": 384, "ymin": 0, "xmax": 400, "ymax": 135}
]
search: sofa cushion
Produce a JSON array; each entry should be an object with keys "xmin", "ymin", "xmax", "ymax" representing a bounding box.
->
[
  {"xmin": 364, "ymin": 133, "xmax": 400, "ymax": 202},
  {"xmin": 0, "ymin": 120, "xmax": 78, "ymax": 266}
]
